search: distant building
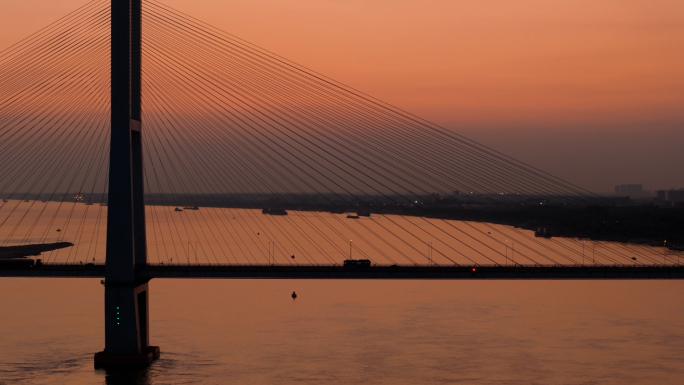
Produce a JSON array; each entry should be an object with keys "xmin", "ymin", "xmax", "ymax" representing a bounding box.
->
[
  {"xmin": 614, "ymin": 184, "xmax": 649, "ymax": 198},
  {"xmin": 654, "ymin": 188, "xmax": 684, "ymax": 204},
  {"xmin": 668, "ymin": 189, "xmax": 684, "ymax": 203}
]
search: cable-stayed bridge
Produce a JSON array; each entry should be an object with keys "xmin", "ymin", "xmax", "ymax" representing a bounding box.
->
[{"xmin": 1, "ymin": 0, "xmax": 681, "ymax": 365}]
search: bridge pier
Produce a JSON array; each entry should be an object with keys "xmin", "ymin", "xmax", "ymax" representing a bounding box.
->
[
  {"xmin": 95, "ymin": 282, "xmax": 159, "ymax": 366},
  {"xmin": 95, "ymin": 0, "xmax": 158, "ymax": 366}
]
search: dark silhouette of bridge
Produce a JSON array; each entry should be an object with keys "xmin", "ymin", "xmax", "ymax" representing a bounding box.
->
[
  {"xmin": 0, "ymin": 0, "xmax": 682, "ymax": 367},
  {"xmin": 2, "ymin": 263, "xmax": 683, "ymax": 280}
]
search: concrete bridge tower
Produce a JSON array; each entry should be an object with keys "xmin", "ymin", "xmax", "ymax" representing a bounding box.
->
[{"xmin": 94, "ymin": 0, "xmax": 159, "ymax": 366}]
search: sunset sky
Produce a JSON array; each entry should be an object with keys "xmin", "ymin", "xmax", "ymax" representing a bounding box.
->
[{"xmin": 1, "ymin": 0, "xmax": 682, "ymax": 192}]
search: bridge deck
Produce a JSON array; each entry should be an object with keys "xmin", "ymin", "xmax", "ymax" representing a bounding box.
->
[{"xmin": 1, "ymin": 264, "xmax": 683, "ymax": 279}]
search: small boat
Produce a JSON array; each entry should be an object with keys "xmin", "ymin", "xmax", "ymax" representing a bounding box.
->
[
  {"xmin": 346, "ymin": 215, "xmax": 360, "ymax": 219},
  {"xmin": 174, "ymin": 207, "xmax": 183, "ymax": 212},
  {"xmin": 266, "ymin": 209, "xmax": 288, "ymax": 215},
  {"xmin": 356, "ymin": 211, "xmax": 370, "ymax": 217},
  {"xmin": 183, "ymin": 205, "xmax": 199, "ymax": 210},
  {"xmin": 534, "ymin": 227, "xmax": 552, "ymax": 238}
]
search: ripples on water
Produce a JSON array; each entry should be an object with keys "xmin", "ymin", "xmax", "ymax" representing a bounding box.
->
[{"xmin": 1, "ymin": 279, "xmax": 684, "ymax": 384}]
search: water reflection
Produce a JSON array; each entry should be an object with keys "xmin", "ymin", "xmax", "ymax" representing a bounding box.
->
[
  {"xmin": 102, "ymin": 366, "xmax": 151, "ymax": 385},
  {"xmin": 2, "ymin": 278, "xmax": 684, "ymax": 383},
  {"xmin": 0, "ymin": 201, "xmax": 674, "ymax": 266}
]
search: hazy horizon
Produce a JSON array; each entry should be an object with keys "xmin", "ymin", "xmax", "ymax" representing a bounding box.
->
[{"xmin": 1, "ymin": 0, "xmax": 682, "ymax": 193}]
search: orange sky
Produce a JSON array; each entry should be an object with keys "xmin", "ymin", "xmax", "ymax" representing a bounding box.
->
[{"xmin": 1, "ymin": 0, "xmax": 683, "ymax": 191}]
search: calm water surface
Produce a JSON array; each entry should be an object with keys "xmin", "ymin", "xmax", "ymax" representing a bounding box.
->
[
  {"xmin": 1, "ymin": 279, "xmax": 684, "ymax": 384},
  {"xmin": 0, "ymin": 202, "xmax": 677, "ymax": 266}
]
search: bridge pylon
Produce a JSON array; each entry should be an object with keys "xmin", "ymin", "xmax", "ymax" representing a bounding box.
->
[{"xmin": 94, "ymin": 0, "xmax": 159, "ymax": 366}]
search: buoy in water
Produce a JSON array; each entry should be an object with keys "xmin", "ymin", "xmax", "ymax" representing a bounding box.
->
[
  {"xmin": 291, "ymin": 291, "xmax": 297, "ymax": 299},
  {"xmin": 56, "ymin": 228, "xmax": 61, "ymax": 232}
]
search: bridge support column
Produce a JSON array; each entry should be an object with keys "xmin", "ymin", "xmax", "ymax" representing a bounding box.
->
[
  {"xmin": 95, "ymin": 0, "xmax": 158, "ymax": 366},
  {"xmin": 95, "ymin": 282, "xmax": 159, "ymax": 366}
]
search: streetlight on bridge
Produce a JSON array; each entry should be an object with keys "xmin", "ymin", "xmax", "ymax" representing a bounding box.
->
[{"xmin": 504, "ymin": 239, "xmax": 508, "ymax": 266}]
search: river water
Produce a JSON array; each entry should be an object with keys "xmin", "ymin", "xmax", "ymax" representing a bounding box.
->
[
  {"xmin": 2, "ymin": 202, "xmax": 683, "ymax": 383},
  {"xmin": 1, "ymin": 201, "xmax": 678, "ymax": 266},
  {"xmin": 1, "ymin": 278, "xmax": 684, "ymax": 384}
]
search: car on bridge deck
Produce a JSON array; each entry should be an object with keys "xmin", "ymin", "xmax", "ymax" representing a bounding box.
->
[{"xmin": 343, "ymin": 259, "xmax": 371, "ymax": 267}]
